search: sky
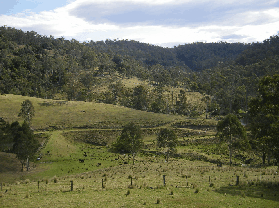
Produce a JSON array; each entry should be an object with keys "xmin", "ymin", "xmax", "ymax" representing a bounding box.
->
[{"xmin": 1, "ymin": 0, "xmax": 279, "ymax": 47}]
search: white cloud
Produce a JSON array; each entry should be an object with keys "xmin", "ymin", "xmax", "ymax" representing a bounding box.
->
[{"xmin": 0, "ymin": 0, "xmax": 278, "ymax": 46}]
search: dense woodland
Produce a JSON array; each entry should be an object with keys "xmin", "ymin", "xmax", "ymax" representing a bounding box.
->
[{"xmin": 1, "ymin": 26, "xmax": 279, "ymax": 116}]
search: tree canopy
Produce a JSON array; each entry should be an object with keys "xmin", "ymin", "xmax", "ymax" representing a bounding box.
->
[
  {"xmin": 18, "ymin": 99, "xmax": 35, "ymax": 124},
  {"xmin": 248, "ymin": 75, "xmax": 279, "ymax": 164},
  {"xmin": 1, "ymin": 26, "xmax": 279, "ymax": 116},
  {"xmin": 216, "ymin": 114, "xmax": 248, "ymax": 166},
  {"xmin": 12, "ymin": 121, "xmax": 39, "ymax": 171},
  {"xmin": 112, "ymin": 122, "xmax": 144, "ymax": 164},
  {"xmin": 157, "ymin": 128, "xmax": 178, "ymax": 162}
]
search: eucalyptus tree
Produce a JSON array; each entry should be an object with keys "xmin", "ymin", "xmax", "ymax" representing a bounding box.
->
[
  {"xmin": 157, "ymin": 128, "xmax": 178, "ymax": 162},
  {"xmin": 249, "ymin": 75, "xmax": 279, "ymax": 164},
  {"xmin": 216, "ymin": 114, "xmax": 248, "ymax": 166},
  {"xmin": 18, "ymin": 99, "xmax": 35, "ymax": 125},
  {"xmin": 112, "ymin": 122, "xmax": 144, "ymax": 165}
]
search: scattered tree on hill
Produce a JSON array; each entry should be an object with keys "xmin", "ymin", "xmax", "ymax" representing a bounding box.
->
[
  {"xmin": 157, "ymin": 128, "xmax": 178, "ymax": 162},
  {"xmin": 112, "ymin": 122, "xmax": 144, "ymax": 165},
  {"xmin": 249, "ymin": 75, "xmax": 279, "ymax": 165},
  {"xmin": 12, "ymin": 121, "xmax": 39, "ymax": 171},
  {"xmin": 216, "ymin": 114, "xmax": 248, "ymax": 166},
  {"xmin": 18, "ymin": 99, "xmax": 35, "ymax": 124}
]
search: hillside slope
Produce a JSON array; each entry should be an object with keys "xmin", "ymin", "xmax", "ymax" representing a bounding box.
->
[{"xmin": 0, "ymin": 94, "xmax": 187, "ymax": 130}]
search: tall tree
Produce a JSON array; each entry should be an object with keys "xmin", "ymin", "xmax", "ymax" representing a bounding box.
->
[
  {"xmin": 249, "ymin": 75, "xmax": 279, "ymax": 164},
  {"xmin": 157, "ymin": 128, "xmax": 178, "ymax": 162},
  {"xmin": 12, "ymin": 121, "xmax": 39, "ymax": 171},
  {"xmin": 216, "ymin": 114, "xmax": 248, "ymax": 166},
  {"xmin": 132, "ymin": 85, "xmax": 149, "ymax": 111},
  {"xmin": 112, "ymin": 122, "xmax": 144, "ymax": 165},
  {"xmin": 18, "ymin": 99, "xmax": 35, "ymax": 124}
]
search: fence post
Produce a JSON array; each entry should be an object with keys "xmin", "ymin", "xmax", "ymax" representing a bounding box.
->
[
  {"xmin": 102, "ymin": 179, "xmax": 105, "ymax": 188},
  {"xmin": 1, "ymin": 183, "xmax": 2, "ymax": 191},
  {"xmin": 131, "ymin": 177, "xmax": 133, "ymax": 186},
  {"xmin": 38, "ymin": 181, "xmax": 40, "ymax": 192},
  {"xmin": 236, "ymin": 176, "xmax": 240, "ymax": 186},
  {"xmin": 70, "ymin": 180, "xmax": 73, "ymax": 191},
  {"xmin": 209, "ymin": 176, "xmax": 211, "ymax": 182},
  {"xmin": 163, "ymin": 175, "xmax": 166, "ymax": 186}
]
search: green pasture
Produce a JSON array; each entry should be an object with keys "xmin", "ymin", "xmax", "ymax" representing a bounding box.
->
[
  {"xmin": 1, "ymin": 154, "xmax": 278, "ymax": 207},
  {"xmin": 1, "ymin": 128, "xmax": 279, "ymax": 208},
  {"xmin": 0, "ymin": 94, "xmax": 188, "ymax": 130},
  {"xmin": 1, "ymin": 94, "xmax": 278, "ymax": 207}
]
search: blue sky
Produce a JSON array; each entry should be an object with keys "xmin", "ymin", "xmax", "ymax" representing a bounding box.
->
[{"xmin": 1, "ymin": 0, "xmax": 279, "ymax": 47}]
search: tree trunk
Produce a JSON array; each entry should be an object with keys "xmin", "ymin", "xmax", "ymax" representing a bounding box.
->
[
  {"xmin": 167, "ymin": 151, "xmax": 169, "ymax": 162},
  {"xmin": 132, "ymin": 153, "xmax": 135, "ymax": 165},
  {"xmin": 229, "ymin": 146, "xmax": 232, "ymax": 166},
  {"xmin": 268, "ymin": 153, "xmax": 271, "ymax": 165},
  {"xmin": 262, "ymin": 152, "xmax": 266, "ymax": 165},
  {"xmin": 26, "ymin": 157, "xmax": 29, "ymax": 171},
  {"xmin": 229, "ymin": 133, "xmax": 232, "ymax": 166},
  {"xmin": 21, "ymin": 162, "xmax": 24, "ymax": 172}
]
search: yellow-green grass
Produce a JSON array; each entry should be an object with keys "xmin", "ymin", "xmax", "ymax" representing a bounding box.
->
[
  {"xmin": 1, "ymin": 127, "xmax": 278, "ymax": 208},
  {"xmin": 0, "ymin": 94, "xmax": 186, "ymax": 130},
  {"xmin": 1, "ymin": 157, "xmax": 278, "ymax": 208},
  {"xmin": 29, "ymin": 130, "xmax": 119, "ymax": 180}
]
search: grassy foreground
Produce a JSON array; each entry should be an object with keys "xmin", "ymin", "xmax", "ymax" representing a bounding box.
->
[
  {"xmin": 1, "ymin": 129, "xmax": 279, "ymax": 208},
  {"xmin": 1, "ymin": 94, "xmax": 278, "ymax": 207}
]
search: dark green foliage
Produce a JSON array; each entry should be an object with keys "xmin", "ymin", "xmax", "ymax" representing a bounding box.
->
[
  {"xmin": 132, "ymin": 85, "xmax": 149, "ymax": 111},
  {"xmin": 216, "ymin": 114, "xmax": 248, "ymax": 165},
  {"xmin": 0, "ymin": 118, "xmax": 13, "ymax": 152},
  {"xmin": 175, "ymin": 41, "xmax": 247, "ymax": 71},
  {"xmin": 157, "ymin": 128, "xmax": 178, "ymax": 162},
  {"xmin": 18, "ymin": 99, "xmax": 35, "ymax": 124},
  {"xmin": 248, "ymin": 75, "xmax": 279, "ymax": 164},
  {"xmin": 112, "ymin": 122, "xmax": 144, "ymax": 164},
  {"xmin": 12, "ymin": 121, "xmax": 39, "ymax": 171},
  {"xmin": 0, "ymin": 119, "xmax": 40, "ymax": 171},
  {"xmin": 1, "ymin": 26, "xmax": 279, "ymax": 116},
  {"xmin": 113, "ymin": 122, "xmax": 143, "ymax": 153}
]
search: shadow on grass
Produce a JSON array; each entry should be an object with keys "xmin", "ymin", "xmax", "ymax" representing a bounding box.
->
[{"xmin": 215, "ymin": 181, "xmax": 279, "ymax": 202}]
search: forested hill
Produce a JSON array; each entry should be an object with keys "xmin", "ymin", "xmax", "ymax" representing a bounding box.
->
[
  {"xmin": 86, "ymin": 39, "xmax": 248, "ymax": 71},
  {"xmin": 1, "ymin": 26, "xmax": 279, "ymax": 115}
]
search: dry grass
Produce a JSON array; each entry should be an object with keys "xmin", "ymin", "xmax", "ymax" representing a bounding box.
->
[
  {"xmin": 1, "ymin": 155, "xmax": 278, "ymax": 207},
  {"xmin": 0, "ymin": 94, "xmax": 185, "ymax": 130}
]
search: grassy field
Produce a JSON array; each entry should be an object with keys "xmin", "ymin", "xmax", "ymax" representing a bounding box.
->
[
  {"xmin": 1, "ymin": 128, "xmax": 278, "ymax": 208},
  {"xmin": 1, "ymin": 94, "xmax": 278, "ymax": 207},
  {"xmin": 0, "ymin": 94, "xmax": 188, "ymax": 130},
  {"xmin": 1, "ymin": 146, "xmax": 278, "ymax": 207}
]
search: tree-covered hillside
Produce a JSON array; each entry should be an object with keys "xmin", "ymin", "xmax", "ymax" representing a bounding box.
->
[{"xmin": 1, "ymin": 26, "xmax": 279, "ymax": 116}]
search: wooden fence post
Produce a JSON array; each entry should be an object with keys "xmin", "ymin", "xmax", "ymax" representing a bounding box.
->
[
  {"xmin": 38, "ymin": 181, "xmax": 40, "ymax": 192},
  {"xmin": 70, "ymin": 180, "xmax": 73, "ymax": 191},
  {"xmin": 102, "ymin": 179, "xmax": 105, "ymax": 188},
  {"xmin": 130, "ymin": 177, "xmax": 133, "ymax": 186},
  {"xmin": 209, "ymin": 176, "xmax": 211, "ymax": 182},
  {"xmin": 236, "ymin": 176, "xmax": 240, "ymax": 186},
  {"xmin": 163, "ymin": 175, "xmax": 166, "ymax": 186}
]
